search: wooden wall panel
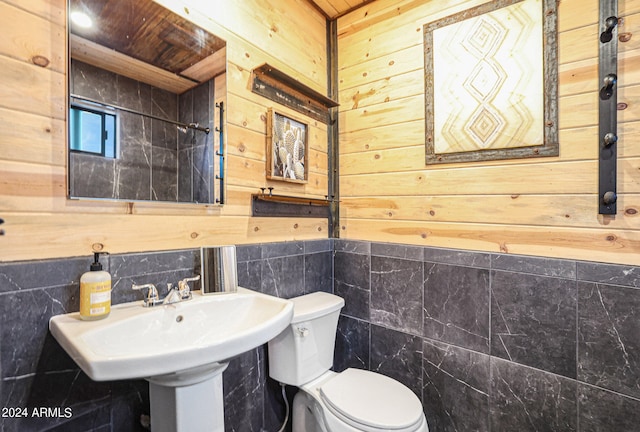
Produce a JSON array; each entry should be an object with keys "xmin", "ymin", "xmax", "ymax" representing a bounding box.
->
[
  {"xmin": 3, "ymin": 0, "xmax": 65, "ymax": 26},
  {"xmin": 1, "ymin": 55, "xmax": 65, "ymax": 119},
  {"xmin": 2, "ymin": 213, "xmax": 327, "ymax": 261},
  {"xmin": 337, "ymin": 0, "xmax": 640, "ymax": 265},
  {"xmin": 6, "ymin": 0, "xmax": 640, "ymax": 265},
  {"xmin": 341, "ymin": 194, "xmax": 640, "ymax": 230},
  {"xmin": 340, "ymin": 219, "xmax": 640, "ymax": 262},
  {"xmin": 0, "ymin": 2, "xmax": 65, "ymax": 72},
  {"xmin": 0, "ymin": 0, "xmax": 329, "ymax": 262},
  {"xmin": 0, "ymin": 108, "xmax": 65, "ymax": 166}
]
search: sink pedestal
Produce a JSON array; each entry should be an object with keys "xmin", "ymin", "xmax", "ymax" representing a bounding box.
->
[{"xmin": 147, "ymin": 362, "xmax": 229, "ymax": 432}]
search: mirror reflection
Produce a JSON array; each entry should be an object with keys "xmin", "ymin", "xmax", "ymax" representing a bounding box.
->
[
  {"xmin": 201, "ymin": 246, "xmax": 238, "ymax": 295},
  {"xmin": 68, "ymin": 0, "xmax": 227, "ymax": 204}
]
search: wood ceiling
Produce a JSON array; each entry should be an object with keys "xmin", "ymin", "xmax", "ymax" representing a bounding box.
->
[{"xmin": 306, "ymin": 0, "xmax": 377, "ymax": 19}]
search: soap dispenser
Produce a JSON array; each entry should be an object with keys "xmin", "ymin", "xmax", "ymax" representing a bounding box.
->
[{"xmin": 80, "ymin": 252, "xmax": 111, "ymax": 320}]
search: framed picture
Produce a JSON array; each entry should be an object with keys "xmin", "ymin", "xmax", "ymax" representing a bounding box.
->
[
  {"xmin": 423, "ymin": 0, "xmax": 558, "ymax": 164},
  {"xmin": 266, "ymin": 108, "xmax": 308, "ymax": 183}
]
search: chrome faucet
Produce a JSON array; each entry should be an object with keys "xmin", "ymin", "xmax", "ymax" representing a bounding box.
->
[
  {"xmin": 163, "ymin": 283, "xmax": 183, "ymax": 305},
  {"xmin": 133, "ymin": 276, "xmax": 201, "ymax": 307},
  {"xmin": 162, "ymin": 275, "xmax": 200, "ymax": 305},
  {"xmin": 131, "ymin": 283, "xmax": 162, "ymax": 307}
]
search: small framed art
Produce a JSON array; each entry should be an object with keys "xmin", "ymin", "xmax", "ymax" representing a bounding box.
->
[{"xmin": 266, "ymin": 108, "xmax": 308, "ymax": 183}]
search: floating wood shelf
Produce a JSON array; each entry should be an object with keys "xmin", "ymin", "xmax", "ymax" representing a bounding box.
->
[
  {"xmin": 252, "ymin": 193, "xmax": 330, "ymax": 218},
  {"xmin": 251, "ymin": 63, "xmax": 339, "ymax": 124}
]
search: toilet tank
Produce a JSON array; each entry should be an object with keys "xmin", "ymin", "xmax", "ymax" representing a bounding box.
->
[{"xmin": 268, "ymin": 292, "xmax": 345, "ymax": 386}]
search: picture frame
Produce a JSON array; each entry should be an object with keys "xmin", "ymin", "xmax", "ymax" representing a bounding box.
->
[
  {"xmin": 266, "ymin": 108, "xmax": 309, "ymax": 183},
  {"xmin": 423, "ymin": 0, "xmax": 558, "ymax": 165}
]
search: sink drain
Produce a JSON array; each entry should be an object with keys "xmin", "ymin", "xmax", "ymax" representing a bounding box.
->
[{"xmin": 176, "ymin": 315, "xmax": 184, "ymax": 323}]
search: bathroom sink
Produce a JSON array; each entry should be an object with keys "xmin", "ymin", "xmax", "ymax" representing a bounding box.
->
[{"xmin": 49, "ymin": 287, "xmax": 293, "ymax": 382}]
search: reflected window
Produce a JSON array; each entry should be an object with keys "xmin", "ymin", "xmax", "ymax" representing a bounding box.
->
[{"xmin": 69, "ymin": 101, "xmax": 117, "ymax": 158}]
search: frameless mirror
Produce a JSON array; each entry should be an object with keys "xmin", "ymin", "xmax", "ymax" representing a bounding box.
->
[{"xmin": 68, "ymin": 0, "xmax": 227, "ymax": 204}]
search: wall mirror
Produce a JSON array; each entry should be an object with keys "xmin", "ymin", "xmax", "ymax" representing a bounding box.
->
[{"xmin": 68, "ymin": 0, "xmax": 227, "ymax": 204}]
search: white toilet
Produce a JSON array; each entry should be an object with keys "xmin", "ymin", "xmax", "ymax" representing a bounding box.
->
[{"xmin": 268, "ymin": 291, "xmax": 429, "ymax": 432}]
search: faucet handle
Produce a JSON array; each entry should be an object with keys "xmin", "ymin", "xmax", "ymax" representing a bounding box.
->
[
  {"xmin": 178, "ymin": 275, "xmax": 200, "ymax": 300},
  {"xmin": 180, "ymin": 275, "xmax": 201, "ymax": 285},
  {"xmin": 132, "ymin": 283, "xmax": 160, "ymax": 307}
]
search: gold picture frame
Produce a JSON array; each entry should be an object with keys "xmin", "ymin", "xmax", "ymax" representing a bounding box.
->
[{"xmin": 266, "ymin": 108, "xmax": 309, "ymax": 183}]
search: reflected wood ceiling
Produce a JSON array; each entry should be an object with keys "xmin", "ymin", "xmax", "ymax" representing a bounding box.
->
[
  {"xmin": 306, "ymin": 0, "xmax": 378, "ymax": 19},
  {"xmin": 67, "ymin": 0, "xmax": 371, "ymax": 94},
  {"xmin": 69, "ymin": 0, "xmax": 226, "ymax": 74}
]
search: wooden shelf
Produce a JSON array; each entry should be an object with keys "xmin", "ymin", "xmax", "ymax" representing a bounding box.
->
[
  {"xmin": 251, "ymin": 63, "xmax": 339, "ymax": 124},
  {"xmin": 251, "ymin": 193, "xmax": 330, "ymax": 218}
]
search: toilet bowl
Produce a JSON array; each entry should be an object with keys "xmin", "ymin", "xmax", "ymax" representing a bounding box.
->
[{"xmin": 268, "ymin": 292, "xmax": 428, "ymax": 432}]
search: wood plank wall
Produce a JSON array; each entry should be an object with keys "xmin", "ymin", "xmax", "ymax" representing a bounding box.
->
[
  {"xmin": 337, "ymin": 0, "xmax": 640, "ymax": 266},
  {"xmin": 0, "ymin": 0, "xmax": 329, "ymax": 262}
]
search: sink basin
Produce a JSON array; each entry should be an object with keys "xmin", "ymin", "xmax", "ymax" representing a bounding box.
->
[{"xmin": 49, "ymin": 287, "xmax": 293, "ymax": 382}]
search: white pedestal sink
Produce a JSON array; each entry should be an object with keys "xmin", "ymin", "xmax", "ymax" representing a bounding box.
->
[{"xmin": 49, "ymin": 288, "xmax": 293, "ymax": 432}]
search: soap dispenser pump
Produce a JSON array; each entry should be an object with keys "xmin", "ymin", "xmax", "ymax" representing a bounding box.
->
[{"xmin": 80, "ymin": 252, "xmax": 111, "ymax": 321}]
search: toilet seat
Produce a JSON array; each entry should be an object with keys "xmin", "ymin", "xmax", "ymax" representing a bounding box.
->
[{"xmin": 319, "ymin": 368, "xmax": 424, "ymax": 432}]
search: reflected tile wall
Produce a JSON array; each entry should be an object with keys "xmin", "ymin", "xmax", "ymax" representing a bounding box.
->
[
  {"xmin": 178, "ymin": 81, "xmax": 215, "ymax": 204},
  {"xmin": 333, "ymin": 240, "xmax": 640, "ymax": 432},
  {"xmin": 117, "ymin": 113, "xmax": 152, "ymax": 200},
  {"xmin": 69, "ymin": 153, "xmax": 117, "ymax": 199},
  {"xmin": 69, "ymin": 60, "xmax": 213, "ymax": 204}
]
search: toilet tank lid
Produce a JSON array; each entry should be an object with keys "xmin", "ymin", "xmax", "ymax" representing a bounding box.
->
[{"xmin": 291, "ymin": 292, "xmax": 345, "ymax": 323}]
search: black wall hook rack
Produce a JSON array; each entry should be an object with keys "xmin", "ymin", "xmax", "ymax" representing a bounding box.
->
[
  {"xmin": 600, "ymin": 15, "xmax": 619, "ymax": 43},
  {"xmin": 598, "ymin": 1, "xmax": 619, "ymax": 215}
]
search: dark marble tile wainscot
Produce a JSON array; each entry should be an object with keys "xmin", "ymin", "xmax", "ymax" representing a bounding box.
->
[
  {"xmin": 0, "ymin": 240, "xmax": 331, "ymax": 432},
  {"xmin": 2, "ymin": 239, "xmax": 640, "ymax": 431},
  {"xmin": 333, "ymin": 240, "xmax": 640, "ymax": 432}
]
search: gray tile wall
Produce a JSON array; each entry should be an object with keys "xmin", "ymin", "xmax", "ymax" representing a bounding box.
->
[
  {"xmin": 334, "ymin": 239, "xmax": 640, "ymax": 432},
  {"xmin": 177, "ymin": 81, "xmax": 215, "ymax": 204},
  {"xmin": 2, "ymin": 238, "xmax": 639, "ymax": 431},
  {"xmin": 0, "ymin": 240, "xmax": 331, "ymax": 432},
  {"xmin": 69, "ymin": 60, "xmax": 214, "ymax": 203}
]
